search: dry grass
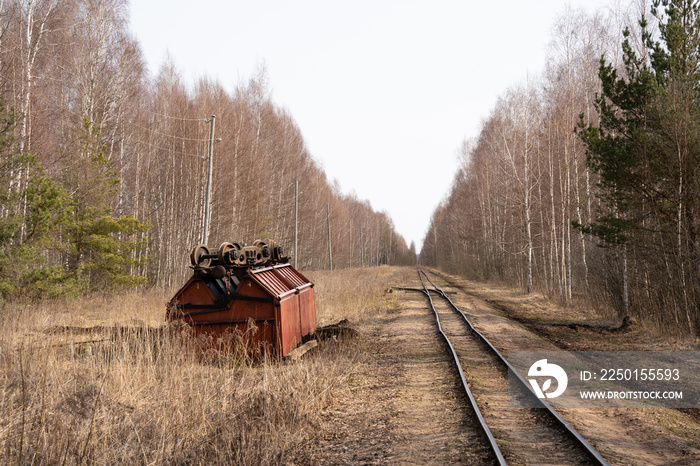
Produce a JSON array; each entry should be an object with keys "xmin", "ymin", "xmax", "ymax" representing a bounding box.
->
[
  {"xmin": 0, "ymin": 266, "xmax": 402, "ymax": 465},
  {"xmin": 306, "ymin": 266, "xmax": 402, "ymax": 327}
]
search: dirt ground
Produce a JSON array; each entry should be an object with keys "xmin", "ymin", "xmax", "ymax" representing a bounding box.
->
[
  {"xmin": 305, "ymin": 267, "xmax": 700, "ymax": 465},
  {"xmin": 306, "ymin": 273, "xmax": 493, "ymax": 464}
]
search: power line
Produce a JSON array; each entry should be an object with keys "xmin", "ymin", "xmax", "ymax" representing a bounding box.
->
[
  {"xmin": 133, "ymin": 139, "xmax": 205, "ymax": 159},
  {"xmin": 142, "ymin": 109, "xmax": 210, "ymax": 123},
  {"xmin": 130, "ymin": 121, "xmax": 210, "ymax": 142}
]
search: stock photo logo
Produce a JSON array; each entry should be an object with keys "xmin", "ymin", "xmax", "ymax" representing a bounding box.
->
[{"xmin": 527, "ymin": 359, "xmax": 568, "ymax": 399}]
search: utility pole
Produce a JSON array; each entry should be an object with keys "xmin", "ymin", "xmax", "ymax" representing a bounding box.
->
[
  {"xmin": 327, "ymin": 203, "xmax": 333, "ymax": 271},
  {"xmin": 202, "ymin": 115, "xmax": 215, "ymax": 245},
  {"xmin": 294, "ymin": 180, "xmax": 298, "ymax": 268},
  {"xmin": 360, "ymin": 227, "xmax": 364, "ymax": 268},
  {"xmin": 348, "ymin": 219, "xmax": 351, "ymax": 268}
]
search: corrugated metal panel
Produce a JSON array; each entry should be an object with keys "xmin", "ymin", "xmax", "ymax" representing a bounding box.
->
[
  {"xmin": 275, "ymin": 265, "xmax": 307, "ymax": 288},
  {"xmin": 251, "ymin": 268, "xmax": 291, "ymax": 297}
]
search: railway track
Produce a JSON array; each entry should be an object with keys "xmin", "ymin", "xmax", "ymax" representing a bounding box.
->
[{"xmin": 416, "ymin": 269, "xmax": 608, "ymax": 465}]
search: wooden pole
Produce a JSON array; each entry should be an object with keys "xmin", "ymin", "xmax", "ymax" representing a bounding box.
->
[
  {"xmin": 327, "ymin": 203, "xmax": 333, "ymax": 270},
  {"xmin": 294, "ymin": 180, "xmax": 298, "ymax": 268},
  {"xmin": 202, "ymin": 115, "xmax": 215, "ymax": 245}
]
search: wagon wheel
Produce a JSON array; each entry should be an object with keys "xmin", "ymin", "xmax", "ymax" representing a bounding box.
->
[
  {"xmin": 273, "ymin": 244, "xmax": 285, "ymax": 262},
  {"xmin": 218, "ymin": 242, "xmax": 235, "ymax": 266},
  {"xmin": 266, "ymin": 240, "xmax": 278, "ymax": 260},
  {"xmin": 190, "ymin": 244, "xmax": 211, "ymax": 268},
  {"xmin": 210, "ymin": 265, "xmax": 226, "ymax": 279},
  {"xmin": 253, "ymin": 240, "xmax": 270, "ymax": 261},
  {"xmin": 226, "ymin": 242, "xmax": 244, "ymax": 265}
]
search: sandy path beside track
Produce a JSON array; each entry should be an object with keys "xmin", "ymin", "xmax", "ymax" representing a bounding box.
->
[
  {"xmin": 307, "ymin": 272, "xmax": 491, "ymax": 464},
  {"xmin": 304, "ymin": 268, "xmax": 700, "ymax": 465}
]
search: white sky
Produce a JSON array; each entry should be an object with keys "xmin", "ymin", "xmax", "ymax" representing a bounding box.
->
[{"xmin": 129, "ymin": 0, "xmax": 613, "ymax": 252}]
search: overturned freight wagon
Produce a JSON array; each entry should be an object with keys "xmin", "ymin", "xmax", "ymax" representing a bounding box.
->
[{"xmin": 167, "ymin": 240, "xmax": 316, "ymax": 357}]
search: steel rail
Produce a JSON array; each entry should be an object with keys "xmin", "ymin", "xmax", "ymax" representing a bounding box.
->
[
  {"xmin": 417, "ymin": 270, "xmax": 507, "ymax": 465},
  {"xmin": 418, "ymin": 269, "xmax": 609, "ymax": 466}
]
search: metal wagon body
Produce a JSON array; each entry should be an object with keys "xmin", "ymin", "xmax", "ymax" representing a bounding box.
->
[{"xmin": 167, "ymin": 241, "xmax": 316, "ymax": 357}]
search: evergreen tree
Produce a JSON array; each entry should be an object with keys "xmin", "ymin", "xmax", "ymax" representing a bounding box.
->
[
  {"xmin": 63, "ymin": 117, "xmax": 149, "ymax": 291},
  {"xmin": 1, "ymin": 110, "xmax": 149, "ymax": 301},
  {"xmin": 0, "ymin": 100, "xmax": 73, "ymax": 299},
  {"xmin": 578, "ymin": 0, "xmax": 700, "ymax": 330}
]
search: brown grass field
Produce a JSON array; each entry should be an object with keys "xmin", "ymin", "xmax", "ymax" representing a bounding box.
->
[{"xmin": 0, "ymin": 266, "xmax": 405, "ymax": 465}]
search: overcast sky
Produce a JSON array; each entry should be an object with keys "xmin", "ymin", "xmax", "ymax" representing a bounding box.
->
[{"xmin": 129, "ymin": 0, "xmax": 614, "ymax": 252}]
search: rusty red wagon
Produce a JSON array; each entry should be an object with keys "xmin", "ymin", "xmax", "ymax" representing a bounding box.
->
[{"xmin": 167, "ymin": 240, "xmax": 316, "ymax": 357}]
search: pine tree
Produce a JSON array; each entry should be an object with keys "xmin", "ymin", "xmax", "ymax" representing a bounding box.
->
[
  {"xmin": 63, "ymin": 117, "xmax": 149, "ymax": 291},
  {"xmin": 578, "ymin": 0, "xmax": 700, "ymax": 330},
  {"xmin": 0, "ymin": 99, "xmax": 73, "ymax": 299}
]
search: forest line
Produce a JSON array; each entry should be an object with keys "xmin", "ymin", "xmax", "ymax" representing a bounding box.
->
[
  {"xmin": 421, "ymin": 0, "xmax": 700, "ymax": 335},
  {"xmin": 0, "ymin": 0, "xmax": 415, "ymax": 300}
]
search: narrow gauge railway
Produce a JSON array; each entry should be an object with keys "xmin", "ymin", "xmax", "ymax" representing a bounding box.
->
[{"xmin": 416, "ymin": 269, "xmax": 608, "ymax": 465}]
